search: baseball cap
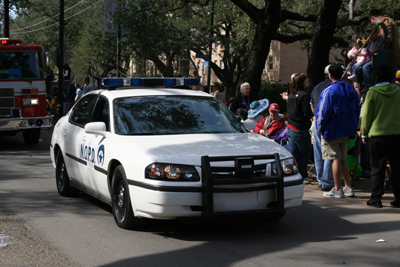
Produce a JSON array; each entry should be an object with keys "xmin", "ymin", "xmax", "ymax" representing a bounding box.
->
[{"xmin": 269, "ymin": 103, "xmax": 280, "ymax": 112}]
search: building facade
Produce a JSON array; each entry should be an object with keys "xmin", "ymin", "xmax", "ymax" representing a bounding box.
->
[{"xmin": 191, "ymin": 40, "xmax": 343, "ymax": 87}]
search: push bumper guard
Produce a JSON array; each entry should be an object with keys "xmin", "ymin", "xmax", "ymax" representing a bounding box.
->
[{"xmin": 201, "ymin": 153, "xmax": 284, "ymax": 219}]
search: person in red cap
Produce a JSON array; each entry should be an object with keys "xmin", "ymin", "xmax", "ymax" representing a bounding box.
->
[{"xmin": 254, "ymin": 103, "xmax": 286, "ymax": 138}]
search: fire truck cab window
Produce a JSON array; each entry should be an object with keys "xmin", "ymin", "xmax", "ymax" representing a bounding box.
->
[{"xmin": 0, "ymin": 51, "xmax": 44, "ymax": 79}]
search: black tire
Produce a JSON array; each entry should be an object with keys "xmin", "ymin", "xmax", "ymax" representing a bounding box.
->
[
  {"xmin": 56, "ymin": 151, "xmax": 77, "ymax": 196},
  {"xmin": 23, "ymin": 128, "xmax": 41, "ymax": 145},
  {"xmin": 270, "ymin": 211, "xmax": 286, "ymax": 221},
  {"xmin": 111, "ymin": 166, "xmax": 141, "ymax": 229}
]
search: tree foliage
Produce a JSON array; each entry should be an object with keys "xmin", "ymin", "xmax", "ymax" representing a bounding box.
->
[
  {"xmin": 7, "ymin": 0, "xmax": 400, "ymax": 96},
  {"xmin": 9, "ymin": 0, "xmax": 119, "ymax": 84}
]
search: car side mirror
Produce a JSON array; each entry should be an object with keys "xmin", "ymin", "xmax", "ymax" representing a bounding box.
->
[
  {"xmin": 241, "ymin": 120, "xmax": 256, "ymax": 131},
  {"xmin": 85, "ymin": 122, "xmax": 109, "ymax": 137}
]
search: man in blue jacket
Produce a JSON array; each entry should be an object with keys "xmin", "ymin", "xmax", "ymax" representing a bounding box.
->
[
  {"xmin": 316, "ymin": 64, "xmax": 360, "ymax": 198},
  {"xmin": 310, "ymin": 65, "xmax": 334, "ymax": 191}
]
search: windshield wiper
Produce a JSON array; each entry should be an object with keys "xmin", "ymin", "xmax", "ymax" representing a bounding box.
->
[{"xmin": 21, "ymin": 78, "xmax": 33, "ymax": 85}]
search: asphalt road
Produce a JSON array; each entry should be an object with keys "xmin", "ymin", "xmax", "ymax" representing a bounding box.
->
[{"xmin": 0, "ymin": 129, "xmax": 399, "ymax": 267}]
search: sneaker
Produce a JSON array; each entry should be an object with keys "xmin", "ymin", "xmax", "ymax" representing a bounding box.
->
[
  {"xmin": 343, "ymin": 187, "xmax": 355, "ymax": 197},
  {"xmin": 390, "ymin": 200, "xmax": 400, "ymax": 208},
  {"xmin": 323, "ymin": 188, "xmax": 344, "ymax": 198},
  {"xmin": 349, "ymin": 74, "xmax": 357, "ymax": 80},
  {"xmin": 367, "ymin": 198, "xmax": 383, "ymax": 208}
]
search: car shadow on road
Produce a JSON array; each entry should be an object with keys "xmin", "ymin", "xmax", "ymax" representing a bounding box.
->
[{"xmin": 95, "ymin": 199, "xmax": 400, "ymax": 267}]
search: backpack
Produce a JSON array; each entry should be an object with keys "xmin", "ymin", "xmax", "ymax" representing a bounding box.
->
[{"xmin": 270, "ymin": 126, "xmax": 288, "ymax": 145}]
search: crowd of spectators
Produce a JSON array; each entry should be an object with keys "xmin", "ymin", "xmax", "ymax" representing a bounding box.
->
[{"xmin": 223, "ymin": 9, "xmax": 400, "ymax": 208}]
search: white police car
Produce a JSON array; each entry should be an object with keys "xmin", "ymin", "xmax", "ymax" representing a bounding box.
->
[{"xmin": 50, "ymin": 77, "xmax": 303, "ymax": 229}]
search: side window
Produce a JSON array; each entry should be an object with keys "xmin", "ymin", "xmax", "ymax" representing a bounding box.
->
[
  {"xmin": 69, "ymin": 95, "xmax": 98, "ymax": 126},
  {"xmin": 91, "ymin": 98, "xmax": 110, "ymax": 131}
]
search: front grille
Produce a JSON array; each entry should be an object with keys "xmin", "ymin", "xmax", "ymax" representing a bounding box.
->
[
  {"xmin": 0, "ymin": 88, "xmax": 14, "ymax": 97},
  {"xmin": 0, "ymin": 108, "xmax": 12, "ymax": 117},
  {"xmin": 0, "ymin": 97, "xmax": 14, "ymax": 108},
  {"xmin": 0, "ymin": 88, "xmax": 15, "ymax": 110},
  {"xmin": 0, "ymin": 88, "xmax": 15, "ymax": 117},
  {"xmin": 211, "ymin": 164, "xmax": 267, "ymax": 179}
]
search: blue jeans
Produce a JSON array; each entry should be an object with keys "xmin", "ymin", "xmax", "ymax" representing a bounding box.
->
[
  {"xmin": 312, "ymin": 123, "xmax": 334, "ymax": 188},
  {"xmin": 287, "ymin": 127, "xmax": 312, "ymax": 179},
  {"xmin": 355, "ymin": 61, "xmax": 372, "ymax": 86}
]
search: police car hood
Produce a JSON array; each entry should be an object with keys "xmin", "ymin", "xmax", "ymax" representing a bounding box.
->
[{"xmin": 120, "ymin": 133, "xmax": 291, "ymax": 165}]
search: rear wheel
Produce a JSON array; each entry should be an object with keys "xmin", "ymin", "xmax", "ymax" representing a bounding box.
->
[
  {"xmin": 111, "ymin": 166, "xmax": 142, "ymax": 229},
  {"xmin": 56, "ymin": 151, "xmax": 77, "ymax": 196},
  {"xmin": 23, "ymin": 128, "xmax": 41, "ymax": 145}
]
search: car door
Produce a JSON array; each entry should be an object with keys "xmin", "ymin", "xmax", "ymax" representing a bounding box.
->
[
  {"xmin": 80, "ymin": 97, "xmax": 111, "ymax": 199},
  {"xmin": 63, "ymin": 94, "xmax": 98, "ymax": 186}
]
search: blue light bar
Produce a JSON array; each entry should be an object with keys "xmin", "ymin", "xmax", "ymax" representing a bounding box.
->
[
  {"xmin": 123, "ymin": 78, "xmax": 131, "ymax": 86},
  {"xmin": 101, "ymin": 78, "xmax": 123, "ymax": 87},
  {"xmin": 185, "ymin": 78, "xmax": 200, "ymax": 86},
  {"xmin": 131, "ymin": 78, "xmax": 145, "ymax": 86},
  {"xmin": 144, "ymin": 78, "xmax": 164, "ymax": 87},
  {"xmin": 175, "ymin": 78, "xmax": 184, "ymax": 86},
  {"xmin": 101, "ymin": 77, "xmax": 201, "ymax": 88},
  {"xmin": 163, "ymin": 78, "xmax": 176, "ymax": 86}
]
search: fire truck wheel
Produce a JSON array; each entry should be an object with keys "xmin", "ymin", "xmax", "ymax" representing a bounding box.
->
[
  {"xmin": 23, "ymin": 129, "xmax": 41, "ymax": 145},
  {"xmin": 111, "ymin": 165, "xmax": 142, "ymax": 229},
  {"xmin": 56, "ymin": 151, "xmax": 77, "ymax": 197}
]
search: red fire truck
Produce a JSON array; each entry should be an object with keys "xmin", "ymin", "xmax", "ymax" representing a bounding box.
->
[{"xmin": 0, "ymin": 39, "xmax": 52, "ymax": 144}]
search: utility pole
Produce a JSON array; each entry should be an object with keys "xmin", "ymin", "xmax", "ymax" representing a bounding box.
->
[
  {"xmin": 3, "ymin": 0, "xmax": 9, "ymax": 37},
  {"xmin": 116, "ymin": 24, "xmax": 121, "ymax": 77},
  {"xmin": 206, "ymin": 0, "xmax": 215, "ymax": 94},
  {"xmin": 55, "ymin": 0, "xmax": 64, "ymax": 123}
]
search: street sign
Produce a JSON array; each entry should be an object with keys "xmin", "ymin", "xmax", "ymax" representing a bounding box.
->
[{"xmin": 50, "ymin": 48, "xmax": 71, "ymax": 66}]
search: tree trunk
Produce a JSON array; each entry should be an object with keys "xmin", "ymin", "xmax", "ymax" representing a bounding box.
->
[
  {"xmin": 149, "ymin": 53, "xmax": 174, "ymax": 77},
  {"xmin": 307, "ymin": 0, "xmax": 343, "ymax": 90},
  {"xmin": 209, "ymin": 56, "xmax": 241, "ymax": 100},
  {"xmin": 241, "ymin": 0, "xmax": 281, "ymax": 99}
]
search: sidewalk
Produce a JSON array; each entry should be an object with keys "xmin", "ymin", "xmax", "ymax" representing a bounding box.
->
[{"xmin": 304, "ymin": 165, "xmax": 397, "ymax": 207}]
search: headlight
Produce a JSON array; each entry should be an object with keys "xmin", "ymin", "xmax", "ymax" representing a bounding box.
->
[
  {"xmin": 22, "ymin": 98, "xmax": 39, "ymax": 106},
  {"xmin": 271, "ymin": 157, "xmax": 298, "ymax": 176},
  {"xmin": 145, "ymin": 163, "xmax": 200, "ymax": 181}
]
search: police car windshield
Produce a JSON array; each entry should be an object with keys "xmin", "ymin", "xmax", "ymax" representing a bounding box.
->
[{"xmin": 113, "ymin": 95, "xmax": 244, "ymax": 135}]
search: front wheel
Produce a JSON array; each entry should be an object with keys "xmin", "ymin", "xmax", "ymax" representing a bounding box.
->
[
  {"xmin": 111, "ymin": 166, "xmax": 142, "ymax": 229},
  {"xmin": 55, "ymin": 151, "xmax": 77, "ymax": 196}
]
